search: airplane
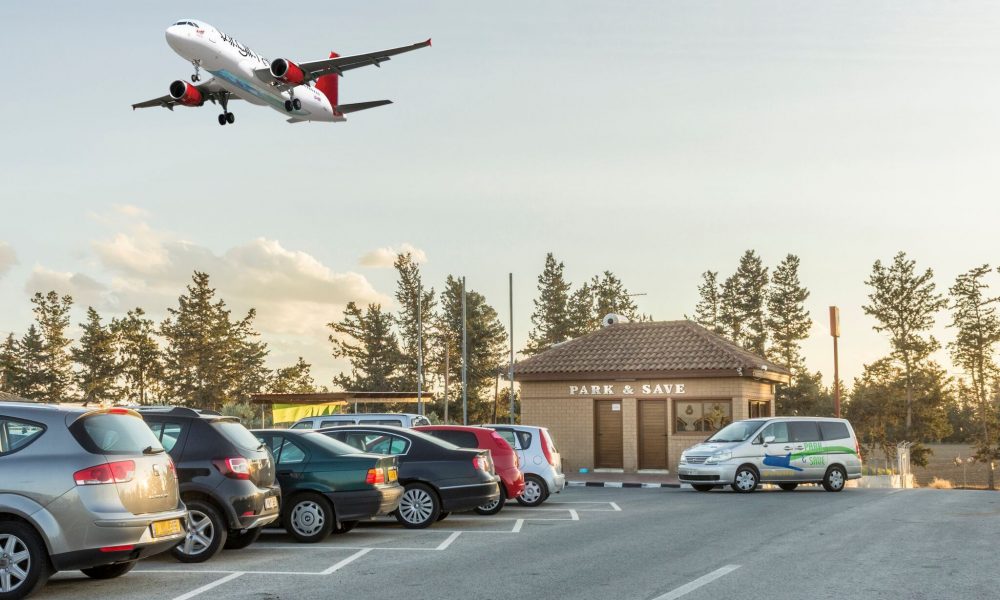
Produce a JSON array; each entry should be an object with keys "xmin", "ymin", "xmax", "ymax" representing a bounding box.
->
[{"xmin": 132, "ymin": 19, "xmax": 431, "ymax": 125}]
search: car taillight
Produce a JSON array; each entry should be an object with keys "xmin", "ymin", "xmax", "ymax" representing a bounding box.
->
[
  {"xmin": 212, "ymin": 457, "xmax": 251, "ymax": 480},
  {"xmin": 855, "ymin": 439, "xmax": 862, "ymax": 461},
  {"xmin": 166, "ymin": 459, "xmax": 176, "ymax": 478},
  {"xmin": 74, "ymin": 460, "xmax": 136, "ymax": 485},
  {"xmin": 366, "ymin": 468, "xmax": 385, "ymax": 485},
  {"xmin": 541, "ymin": 431, "xmax": 556, "ymax": 466},
  {"xmin": 473, "ymin": 456, "xmax": 489, "ymax": 471}
]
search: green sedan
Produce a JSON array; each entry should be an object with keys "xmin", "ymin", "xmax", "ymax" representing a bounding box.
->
[{"xmin": 252, "ymin": 429, "xmax": 403, "ymax": 542}]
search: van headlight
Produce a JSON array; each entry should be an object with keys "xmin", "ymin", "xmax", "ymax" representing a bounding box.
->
[
  {"xmin": 705, "ymin": 451, "xmax": 732, "ymax": 464},
  {"xmin": 679, "ymin": 452, "xmax": 688, "ymax": 464}
]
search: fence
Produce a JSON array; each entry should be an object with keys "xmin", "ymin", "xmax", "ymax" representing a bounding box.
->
[{"xmin": 863, "ymin": 443, "xmax": 997, "ymax": 489}]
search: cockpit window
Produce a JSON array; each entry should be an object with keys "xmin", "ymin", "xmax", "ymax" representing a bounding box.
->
[{"xmin": 174, "ymin": 21, "xmax": 198, "ymax": 27}]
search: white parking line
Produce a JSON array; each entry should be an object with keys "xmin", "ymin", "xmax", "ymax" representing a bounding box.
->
[
  {"xmin": 321, "ymin": 548, "xmax": 372, "ymax": 574},
  {"xmin": 650, "ymin": 565, "xmax": 741, "ymax": 600},
  {"xmin": 170, "ymin": 571, "xmax": 244, "ymax": 600},
  {"xmin": 435, "ymin": 531, "xmax": 462, "ymax": 550},
  {"xmin": 569, "ymin": 509, "xmax": 579, "ymax": 521},
  {"xmin": 610, "ymin": 502, "xmax": 622, "ymax": 511},
  {"xmin": 512, "ymin": 519, "xmax": 524, "ymax": 533}
]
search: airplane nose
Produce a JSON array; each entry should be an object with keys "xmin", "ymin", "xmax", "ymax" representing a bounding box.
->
[{"xmin": 165, "ymin": 26, "xmax": 186, "ymax": 51}]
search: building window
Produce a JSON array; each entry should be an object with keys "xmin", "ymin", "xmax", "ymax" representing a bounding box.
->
[
  {"xmin": 674, "ymin": 399, "xmax": 732, "ymax": 433},
  {"xmin": 748, "ymin": 400, "xmax": 770, "ymax": 419}
]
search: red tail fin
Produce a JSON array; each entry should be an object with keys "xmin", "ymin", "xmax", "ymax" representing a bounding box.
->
[{"xmin": 315, "ymin": 52, "xmax": 340, "ymax": 110}]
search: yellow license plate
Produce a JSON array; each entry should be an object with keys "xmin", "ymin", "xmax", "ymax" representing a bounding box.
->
[
  {"xmin": 388, "ymin": 468, "xmax": 398, "ymax": 482},
  {"xmin": 152, "ymin": 519, "xmax": 182, "ymax": 538}
]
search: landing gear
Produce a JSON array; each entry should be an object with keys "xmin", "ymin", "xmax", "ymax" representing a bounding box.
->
[
  {"xmin": 292, "ymin": 98, "xmax": 302, "ymax": 110},
  {"xmin": 285, "ymin": 94, "xmax": 302, "ymax": 112},
  {"xmin": 216, "ymin": 92, "xmax": 234, "ymax": 126},
  {"xmin": 190, "ymin": 60, "xmax": 202, "ymax": 83},
  {"xmin": 284, "ymin": 100, "xmax": 293, "ymax": 112},
  {"xmin": 226, "ymin": 112, "xmax": 235, "ymax": 124}
]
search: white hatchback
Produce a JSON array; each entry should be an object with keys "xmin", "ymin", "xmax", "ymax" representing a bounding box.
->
[{"xmin": 481, "ymin": 424, "xmax": 566, "ymax": 506}]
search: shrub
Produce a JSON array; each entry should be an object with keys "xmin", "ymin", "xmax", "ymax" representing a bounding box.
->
[{"xmin": 927, "ymin": 477, "xmax": 953, "ymax": 489}]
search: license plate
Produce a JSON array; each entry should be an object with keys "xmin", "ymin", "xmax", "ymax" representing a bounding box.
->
[
  {"xmin": 151, "ymin": 519, "xmax": 182, "ymax": 538},
  {"xmin": 387, "ymin": 467, "xmax": 398, "ymax": 483},
  {"xmin": 265, "ymin": 496, "xmax": 278, "ymax": 511}
]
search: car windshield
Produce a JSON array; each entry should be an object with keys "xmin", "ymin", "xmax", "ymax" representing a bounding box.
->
[
  {"xmin": 212, "ymin": 420, "xmax": 263, "ymax": 450},
  {"xmin": 306, "ymin": 432, "xmax": 366, "ymax": 456},
  {"xmin": 706, "ymin": 420, "xmax": 766, "ymax": 443}
]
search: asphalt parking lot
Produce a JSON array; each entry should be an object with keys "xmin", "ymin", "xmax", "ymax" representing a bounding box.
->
[{"xmin": 34, "ymin": 486, "xmax": 999, "ymax": 600}]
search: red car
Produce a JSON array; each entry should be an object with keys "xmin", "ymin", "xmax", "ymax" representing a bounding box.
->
[{"xmin": 415, "ymin": 425, "xmax": 525, "ymax": 515}]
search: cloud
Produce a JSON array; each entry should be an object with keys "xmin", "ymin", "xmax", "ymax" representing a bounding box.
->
[
  {"xmin": 358, "ymin": 243, "xmax": 428, "ymax": 268},
  {"xmin": 25, "ymin": 266, "xmax": 109, "ymax": 308},
  {"xmin": 0, "ymin": 242, "xmax": 16, "ymax": 278}
]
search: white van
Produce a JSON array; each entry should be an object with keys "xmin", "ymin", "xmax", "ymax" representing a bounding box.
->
[
  {"xmin": 678, "ymin": 417, "xmax": 862, "ymax": 493},
  {"xmin": 290, "ymin": 413, "xmax": 432, "ymax": 430}
]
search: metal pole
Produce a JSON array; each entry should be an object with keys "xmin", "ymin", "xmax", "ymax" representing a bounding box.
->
[
  {"xmin": 493, "ymin": 368, "xmax": 500, "ymax": 423},
  {"xmin": 443, "ymin": 347, "xmax": 449, "ymax": 424},
  {"xmin": 509, "ymin": 272, "xmax": 515, "ymax": 424},
  {"xmin": 416, "ymin": 277, "xmax": 423, "ymax": 416},
  {"xmin": 830, "ymin": 306, "xmax": 841, "ymax": 418},
  {"xmin": 462, "ymin": 276, "xmax": 468, "ymax": 426}
]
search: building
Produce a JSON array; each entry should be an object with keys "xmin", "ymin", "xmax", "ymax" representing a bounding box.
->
[{"xmin": 514, "ymin": 320, "xmax": 790, "ymax": 474}]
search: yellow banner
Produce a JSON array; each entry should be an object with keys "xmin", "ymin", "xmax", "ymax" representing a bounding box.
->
[{"xmin": 272, "ymin": 403, "xmax": 344, "ymax": 424}]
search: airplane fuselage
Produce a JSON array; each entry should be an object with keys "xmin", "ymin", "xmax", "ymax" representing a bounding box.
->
[{"xmin": 165, "ymin": 21, "xmax": 341, "ymax": 122}]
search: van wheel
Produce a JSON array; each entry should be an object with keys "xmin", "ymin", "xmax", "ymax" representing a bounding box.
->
[
  {"xmin": 0, "ymin": 521, "xmax": 49, "ymax": 599},
  {"xmin": 731, "ymin": 466, "xmax": 759, "ymax": 493},
  {"xmin": 80, "ymin": 560, "xmax": 136, "ymax": 579},
  {"xmin": 286, "ymin": 494, "xmax": 335, "ymax": 542},
  {"xmin": 778, "ymin": 483, "xmax": 798, "ymax": 492},
  {"xmin": 516, "ymin": 476, "xmax": 548, "ymax": 507},
  {"xmin": 823, "ymin": 466, "xmax": 847, "ymax": 492},
  {"xmin": 395, "ymin": 483, "xmax": 441, "ymax": 528},
  {"xmin": 692, "ymin": 484, "xmax": 714, "ymax": 492},
  {"xmin": 172, "ymin": 500, "xmax": 227, "ymax": 563},
  {"xmin": 224, "ymin": 526, "xmax": 262, "ymax": 549}
]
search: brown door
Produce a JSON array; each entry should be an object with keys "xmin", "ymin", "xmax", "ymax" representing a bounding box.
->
[
  {"xmin": 594, "ymin": 400, "xmax": 623, "ymax": 469},
  {"xmin": 638, "ymin": 400, "xmax": 668, "ymax": 470}
]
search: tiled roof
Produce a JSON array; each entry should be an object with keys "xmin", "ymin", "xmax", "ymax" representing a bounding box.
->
[{"xmin": 514, "ymin": 320, "xmax": 790, "ymax": 379}]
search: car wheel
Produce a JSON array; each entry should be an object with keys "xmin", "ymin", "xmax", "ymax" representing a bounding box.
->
[
  {"xmin": 285, "ymin": 494, "xmax": 335, "ymax": 543},
  {"xmin": 172, "ymin": 500, "xmax": 227, "ymax": 563},
  {"xmin": 778, "ymin": 483, "xmax": 798, "ymax": 492},
  {"xmin": 515, "ymin": 475, "xmax": 548, "ymax": 507},
  {"xmin": 474, "ymin": 491, "xmax": 505, "ymax": 516},
  {"xmin": 823, "ymin": 466, "xmax": 847, "ymax": 492},
  {"xmin": 332, "ymin": 520, "xmax": 358, "ymax": 535},
  {"xmin": 223, "ymin": 527, "xmax": 262, "ymax": 550},
  {"xmin": 436, "ymin": 512, "xmax": 450, "ymax": 522},
  {"xmin": 80, "ymin": 560, "xmax": 136, "ymax": 579},
  {"xmin": 0, "ymin": 521, "xmax": 49, "ymax": 599},
  {"xmin": 692, "ymin": 484, "xmax": 714, "ymax": 492},
  {"xmin": 731, "ymin": 466, "xmax": 759, "ymax": 493},
  {"xmin": 395, "ymin": 483, "xmax": 440, "ymax": 528}
]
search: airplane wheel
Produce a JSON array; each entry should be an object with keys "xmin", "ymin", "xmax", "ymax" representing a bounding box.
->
[
  {"xmin": 192, "ymin": 74, "xmax": 200, "ymax": 82},
  {"xmin": 284, "ymin": 100, "xmax": 293, "ymax": 112},
  {"xmin": 292, "ymin": 98, "xmax": 302, "ymax": 110},
  {"xmin": 218, "ymin": 114, "xmax": 227, "ymax": 126},
  {"xmin": 226, "ymin": 112, "xmax": 235, "ymax": 124}
]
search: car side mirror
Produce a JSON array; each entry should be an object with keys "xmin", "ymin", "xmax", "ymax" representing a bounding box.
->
[{"xmin": 763, "ymin": 435, "xmax": 775, "ymax": 445}]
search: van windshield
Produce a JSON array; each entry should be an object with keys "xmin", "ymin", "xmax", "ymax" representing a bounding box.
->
[{"xmin": 706, "ymin": 420, "xmax": 766, "ymax": 443}]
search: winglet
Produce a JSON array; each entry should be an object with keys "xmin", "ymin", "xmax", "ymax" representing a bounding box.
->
[{"xmin": 426, "ymin": 38, "xmax": 432, "ymax": 47}]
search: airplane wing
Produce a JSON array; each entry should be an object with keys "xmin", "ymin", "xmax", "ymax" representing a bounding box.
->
[
  {"xmin": 131, "ymin": 79, "xmax": 240, "ymax": 111},
  {"xmin": 336, "ymin": 100, "xmax": 393, "ymax": 113},
  {"xmin": 253, "ymin": 39, "xmax": 431, "ymax": 87}
]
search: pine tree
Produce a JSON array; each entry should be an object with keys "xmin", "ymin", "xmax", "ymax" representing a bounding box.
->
[
  {"xmin": 160, "ymin": 272, "xmax": 241, "ymax": 409},
  {"xmin": 16, "ymin": 326, "xmax": 47, "ymax": 400},
  {"xmin": 0, "ymin": 334, "xmax": 22, "ymax": 394},
  {"xmin": 731, "ymin": 250, "xmax": 769, "ymax": 356},
  {"xmin": 863, "ymin": 252, "xmax": 947, "ymax": 437},
  {"xmin": 271, "ymin": 357, "xmax": 317, "ymax": 394},
  {"xmin": 948, "ymin": 264, "xmax": 1000, "ymax": 461},
  {"xmin": 719, "ymin": 273, "xmax": 742, "ymax": 343},
  {"xmin": 766, "ymin": 254, "xmax": 812, "ymax": 375},
  {"xmin": 566, "ymin": 280, "xmax": 596, "ymax": 338},
  {"xmin": 112, "ymin": 308, "xmax": 163, "ymax": 405},
  {"xmin": 690, "ymin": 271, "xmax": 724, "ymax": 334},
  {"xmin": 229, "ymin": 309, "xmax": 271, "ymax": 403},
  {"xmin": 592, "ymin": 271, "xmax": 641, "ymax": 323},
  {"xmin": 525, "ymin": 253, "xmax": 573, "ymax": 355},
  {"xmin": 394, "ymin": 252, "xmax": 435, "ymax": 391},
  {"xmin": 71, "ymin": 307, "xmax": 121, "ymax": 406},
  {"xmin": 329, "ymin": 302, "xmax": 402, "ymax": 392},
  {"xmin": 437, "ymin": 276, "xmax": 508, "ymax": 423},
  {"xmin": 30, "ymin": 291, "xmax": 74, "ymax": 402}
]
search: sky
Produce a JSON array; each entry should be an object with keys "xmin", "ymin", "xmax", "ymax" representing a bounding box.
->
[{"xmin": 1, "ymin": 0, "xmax": 999, "ymax": 388}]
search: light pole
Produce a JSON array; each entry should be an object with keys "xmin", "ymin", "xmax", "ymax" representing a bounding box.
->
[
  {"xmin": 416, "ymin": 276, "xmax": 423, "ymax": 416},
  {"xmin": 461, "ymin": 276, "xmax": 468, "ymax": 426},
  {"xmin": 509, "ymin": 272, "xmax": 515, "ymax": 424},
  {"xmin": 830, "ymin": 306, "xmax": 841, "ymax": 418}
]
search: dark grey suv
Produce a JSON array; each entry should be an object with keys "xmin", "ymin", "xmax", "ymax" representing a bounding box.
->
[{"xmin": 0, "ymin": 402, "xmax": 187, "ymax": 599}]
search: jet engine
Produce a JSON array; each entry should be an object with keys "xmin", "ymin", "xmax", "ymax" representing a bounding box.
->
[
  {"xmin": 168, "ymin": 80, "xmax": 204, "ymax": 106},
  {"xmin": 270, "ymin": 58, "xmax": 305, "ymax": 85}
]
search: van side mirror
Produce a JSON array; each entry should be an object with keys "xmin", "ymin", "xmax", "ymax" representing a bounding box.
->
[{"xmin": 763, "ymin": 435, "xmax": 775, "ymax": 444}]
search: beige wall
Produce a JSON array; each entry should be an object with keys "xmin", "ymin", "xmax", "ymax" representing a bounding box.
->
[{"xmin": 521, "ymin": 377, "xmax": 775, "ymax": 474}]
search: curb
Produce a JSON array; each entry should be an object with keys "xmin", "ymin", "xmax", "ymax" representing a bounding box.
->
[{"xmin": 567, "ymin": 480, "xmax": 682, "ymax": 489}]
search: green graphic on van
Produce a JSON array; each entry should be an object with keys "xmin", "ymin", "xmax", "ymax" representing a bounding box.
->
[{"xmin": 762, "ymin": 444, "xmax": 857, "ymax": 472}]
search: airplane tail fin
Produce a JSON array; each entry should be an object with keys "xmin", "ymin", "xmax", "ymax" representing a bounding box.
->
[{"xmin": 315, "ymin": 51, "xmax": 340, "ymax": 108}]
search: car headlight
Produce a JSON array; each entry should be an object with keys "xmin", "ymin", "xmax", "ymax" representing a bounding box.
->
[
  {"xmin": 705, "ymin": 451, "xmax": 732, "ymax": 464},
  {"xmin": 679, "ymin": 453, "xmax": 688, "ymax": 464}
]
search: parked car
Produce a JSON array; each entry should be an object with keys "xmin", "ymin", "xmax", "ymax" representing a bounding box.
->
[
  {"xmin": 677, "ymin": 417, "xmax": 863, "ymax": 493},
  {"xmin": 414, "ymin": 425, "xmax": 524, "ymax": 515},
  {"xmin": 319, "ymin": 425, "xmax": 500, "ymax": 528},
  {"xmin": 0, "ymin": 402, "xmax": 187, "ymax": 599},
  {"xmin": 292, "ymin": 413, "xmax": 432, "ymax": 429},
  {"xmin": 136, "ymin": 406, "xmax": 281, "ymax": 562},
  {"xmin": 251, "ymin": 429, "xmax": 403, "ymax": 542},
  {"xmin": 482, "ymin": 424, "xmax": 566, "ymax": 507}
]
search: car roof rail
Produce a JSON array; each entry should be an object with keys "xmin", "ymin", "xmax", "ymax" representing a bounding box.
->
[{"xmin": 130, "ymin": 405, "xmax": 219, "ymax": 417}]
